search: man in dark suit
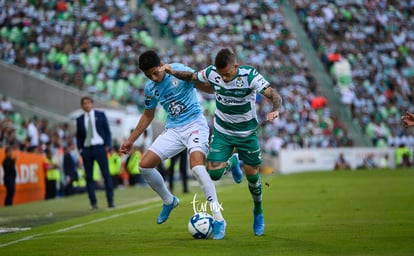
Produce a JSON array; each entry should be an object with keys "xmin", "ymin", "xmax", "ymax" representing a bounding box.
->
[
  {"xmin": 2, "ymin": 146, "xmax": 17, "ymax": 206},
  {"xmin": 76, "ymin": 96, "xmax": 114, "ymax": 209}
]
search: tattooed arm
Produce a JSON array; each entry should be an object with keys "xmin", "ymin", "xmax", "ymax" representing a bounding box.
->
[
  {"xmin": 262, "ymin": 87, "xmax": 283, "ymax": 122},
  {"xmin": 161, "ymin": 64, "xmax": 197, "ymax": 81},
  {"xmin": 162, "ymin": 64, "xmax": 214, "ymax": 94}
]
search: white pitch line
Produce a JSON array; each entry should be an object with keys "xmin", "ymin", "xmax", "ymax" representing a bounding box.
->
[
  {"xmin": 0, "ymin": 234, "xmax": 44, "ymax": 248},
  {"xmin": 0, "ymin": 198, "xmax": 160, "ymax": 248},
  {"xmin": 53, "ymin": 204, "xmax": 158, "ymax": 234},
  {"xmin": 0, "ymin": 179, "xmax": 238, "ymax": 248}
]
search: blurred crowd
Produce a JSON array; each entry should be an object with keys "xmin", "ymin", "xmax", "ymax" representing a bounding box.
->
[
  {"xmin": 0, "ymin": 0, "xmax": 413, "ymax": 160},
  {"xmin": 0, "ymin": 0, "xmax": 151, "ymax": 105},
  {"xmin": 294, "ymin": 0, "xmax": 414, "ymax": 148},
  {"xmin": 147, "ymin": 0, "xmax": 353, "ymax": 152}
]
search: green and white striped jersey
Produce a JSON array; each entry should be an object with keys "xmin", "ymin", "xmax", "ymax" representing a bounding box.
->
[{"xmin": 196, "ymin": 65, "xmax": 270, "ymax": 137}]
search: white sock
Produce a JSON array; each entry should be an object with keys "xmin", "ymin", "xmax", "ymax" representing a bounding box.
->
[
  {"xmin": 192, "ymin": 165, "xmax": 224, "ymax": 221},
  {"xmin": 139, "ymin": 167, "xmax": 174, "ymax": 205}
]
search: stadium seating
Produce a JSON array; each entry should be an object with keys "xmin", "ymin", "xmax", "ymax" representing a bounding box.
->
[
  {"xmin": 5, "ymin": 0, "xmax": 412, "ymax": 154},
  {"xmin": 145, "ymin": 0, "xmax": 354, "ymax": 150},
  {"xmin": 294, "ymin": 0, "xmax": 414, "ymax": 147}
]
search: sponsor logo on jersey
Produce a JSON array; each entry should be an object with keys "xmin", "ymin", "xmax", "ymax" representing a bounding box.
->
[
  {"xmin": 169, "ymin": 100, "xmax": 186, "ymax": 117},
  {"xmin": 233, "ymin": 90, "xmax": 246, "ymax": 96},
  {"xmin": 217, "ymin": 95, "xmax": 244, "ymax": 104}
]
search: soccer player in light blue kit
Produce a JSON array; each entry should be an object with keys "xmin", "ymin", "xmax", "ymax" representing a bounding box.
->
[{"xmin": 119, "ymin": 50, "xmax": 229, "ymax": 239}]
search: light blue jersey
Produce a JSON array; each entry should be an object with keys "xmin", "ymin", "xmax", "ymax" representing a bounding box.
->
[{"xmin": 144, "ymin": 63, "xmax": 202, "ymax": 128}]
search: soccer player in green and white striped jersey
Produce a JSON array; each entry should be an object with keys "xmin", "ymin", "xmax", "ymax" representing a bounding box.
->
[{"xmin": 163, "ymin": 48, "xmax": 282, "ymax": 236}]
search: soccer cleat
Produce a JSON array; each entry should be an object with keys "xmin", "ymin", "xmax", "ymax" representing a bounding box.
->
[
  {"xmin": 253, "ymin": 212, "xmax": 265, "ymax": 236},
  {"xmin": 157, "ymin": 196, "xmax": 179, "ymax": 224},
  {"xmin": 228, "ymin": 153, "xmax": 243, "ymax": 184},
  {"xmin": 213, "ymin": 220, "xmax": 226, "ymax": 240}
]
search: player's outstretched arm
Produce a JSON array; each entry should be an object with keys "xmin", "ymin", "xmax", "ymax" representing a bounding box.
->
[
  {"xmin": 161, "ymin": 64, "xmax": 212, "ymax": 93},
  {"xmin": 401, "ymin": 111, "xmax": 414, "ymax": 128},
  {"xmin": 262, "ymin": 87, "xmax": 282, "ymax": 122},
  {"xmin": 161, "ymin": 64, "xmax": 197, "ymax": 82},
  {"xmin": 119, "ymin": 109, "xmax": 155, "ymax": 154}
]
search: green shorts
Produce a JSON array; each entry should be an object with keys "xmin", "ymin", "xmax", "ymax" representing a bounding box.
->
[{"xmin": 207, "ymin": 129, "xmax": 262, "ymax": 166}]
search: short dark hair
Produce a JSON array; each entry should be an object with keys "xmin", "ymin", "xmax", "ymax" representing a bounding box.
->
[
  {"xmin": 214, "ymin": 48, "xmax": 237, "ymax": 69},
  {"xmin": 139, "ymin": 50, "xmax": 161, "ymax": 71},
  {"xmin": 81, "ymin": 96, "xmax": 93, "ymax": 105}
]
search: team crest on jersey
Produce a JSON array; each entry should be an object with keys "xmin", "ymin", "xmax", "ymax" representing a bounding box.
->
[
  {"xmin": 172, "ymin": 78, "xmax": 179, "ymax": 87},
  {"xmin": 236, "ymin": 77, "xmax": 243, "ymax": 87}
]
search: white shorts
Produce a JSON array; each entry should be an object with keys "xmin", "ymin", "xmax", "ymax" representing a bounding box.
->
[{"xmin": 149, "ymin": 115, "xmax": 210, "ymax": 161}]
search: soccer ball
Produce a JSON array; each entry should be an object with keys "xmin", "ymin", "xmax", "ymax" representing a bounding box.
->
[{"xmin": 187, "ymin": 212, "xmax": 214, "ymax": 239}]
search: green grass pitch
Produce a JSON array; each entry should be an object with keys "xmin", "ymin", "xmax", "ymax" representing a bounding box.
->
[{"xmin": 0, "ymin": 168, "xmax": 413, "ymax": 256}]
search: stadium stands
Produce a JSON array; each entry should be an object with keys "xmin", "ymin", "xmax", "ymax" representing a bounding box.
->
[
  {"xmin": 294, "ymin": 0, "xmax": 414, "ymax": 147},
  {"xmin": 3, "ymin": 0, "xmax": 412, "ymax": 154},
  {"xmin": 0, "ymin": 0, "xmax": 151, "ymax": 103},
  {"xmin": 145, "ymin": 0, "xmax": 355, "ymax": 150}
]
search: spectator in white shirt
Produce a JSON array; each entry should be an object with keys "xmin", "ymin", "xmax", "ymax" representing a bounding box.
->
[{"xmin": 0, "ymin": 96, "xmax": 13, "ymax": 113}]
